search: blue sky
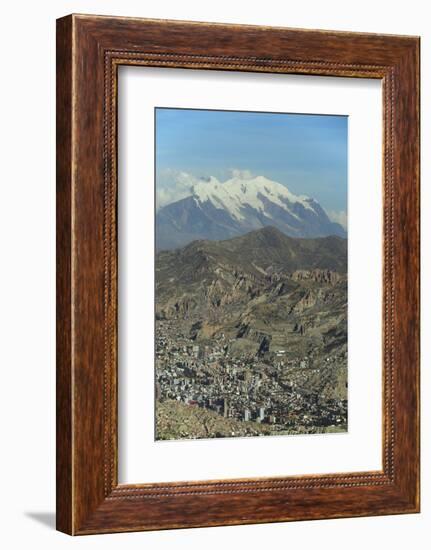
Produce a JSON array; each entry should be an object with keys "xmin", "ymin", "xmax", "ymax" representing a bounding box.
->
[{"xmin": 155, "ymin": 108, "xmax": 347, "ymax": 225}]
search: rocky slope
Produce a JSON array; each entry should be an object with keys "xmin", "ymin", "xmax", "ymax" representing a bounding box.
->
[
  {"xmin": 156, "ymin": 226, "xmax": 347, "ymax": 366},
  {"xmin": 156, "ymin": 400, "xmax": 345, "ymax": 440}
]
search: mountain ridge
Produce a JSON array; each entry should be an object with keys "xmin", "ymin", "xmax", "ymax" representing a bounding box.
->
[
  {"xmin": 155, "ymin": 226, "xmax": 347, "ymax": 333},
  {"xmin": 157, "ymin": 226, "xmax": 347, "ymax": 282},
  {"xmin": 155, "ymin": 224, "xmax": 348, "ymax": 439},
  {"xmin": 156, "ymin": 174, "xmax": 346, "ymax": 250}
]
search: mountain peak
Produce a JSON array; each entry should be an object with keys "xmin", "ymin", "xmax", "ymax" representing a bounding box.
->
[
  {"xmin": 191, "ymin": 174, "xmax": 313, "ymax": 222},
  {"xmin": 158, "ymin": 227, "xmax": 347, "ymax": 277},
  {"xmin": 243, "ymin": 225, "xmax": 289, "ymax": 247},
  {"xmin": 156, "ymin": 174, "xmax": 346, "ymax": 250}
]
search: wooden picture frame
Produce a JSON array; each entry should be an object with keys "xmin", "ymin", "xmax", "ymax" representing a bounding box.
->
[{"xmin": 56, "ymin": 14, "xmax": 420, "ymax": 535}]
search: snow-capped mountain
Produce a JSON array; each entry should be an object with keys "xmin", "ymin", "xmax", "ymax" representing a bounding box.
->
[{"xmin": 156, "ymin": 174, "xmax": 346, "ymax": 250}]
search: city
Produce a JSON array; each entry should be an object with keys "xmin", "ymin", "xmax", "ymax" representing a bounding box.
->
[{"xmin": 155, "ymin": 318, "xmax": 347, "ymax": 439}]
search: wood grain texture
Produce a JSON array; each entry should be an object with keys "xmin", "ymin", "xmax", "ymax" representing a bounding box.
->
[
  {"xmin": 56, "ymin": 15, "xmax": 73, "ymax": 535},
  {"xmin": 56, "ymin": 14, "xmax": 420, "ymax": 535}
]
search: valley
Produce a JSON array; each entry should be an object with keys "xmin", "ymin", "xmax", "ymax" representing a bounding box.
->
[{"xmin": 155, "ymin": 226, "xmax": 348, "ymax": 440}]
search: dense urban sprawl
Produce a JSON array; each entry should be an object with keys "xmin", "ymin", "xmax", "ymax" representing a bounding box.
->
[{"xmin": 156, "ymin": 319, "xmax": 347, "ymax": 437}]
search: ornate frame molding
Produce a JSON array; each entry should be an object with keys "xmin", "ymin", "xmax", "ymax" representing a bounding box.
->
[{"xmin": 57, "ymin": 15, "xmax": 419, "ymax": 534}]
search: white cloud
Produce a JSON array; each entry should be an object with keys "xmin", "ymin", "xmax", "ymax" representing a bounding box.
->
[
  {"xmin": 229, "ymin": 168, "xmax": 254, "ymax": 179},
  {"xmin": 156, "ymin": 170, "xmax": 198, "ymax": 210},
  {"xmin": 156, "ymin": 169, "xmax": 255, "ymax": 210},
  {"xmin": 327, "ymin": 209, "xmax": 348, "ymax": 230}
]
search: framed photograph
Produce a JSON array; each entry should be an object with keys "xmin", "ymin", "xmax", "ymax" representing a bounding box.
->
[{"xmin": 56, "ymin": 14, "xmax": 420, "ymax": 535}]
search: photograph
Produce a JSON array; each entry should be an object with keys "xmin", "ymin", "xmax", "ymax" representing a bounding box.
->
[
  {"xmin": 154, "ymin": 107, "xmax": 348, "ymax": 440},
  {"xmin": 0, "ymin": 1, "xmax": 424, "ymax": 545}
]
